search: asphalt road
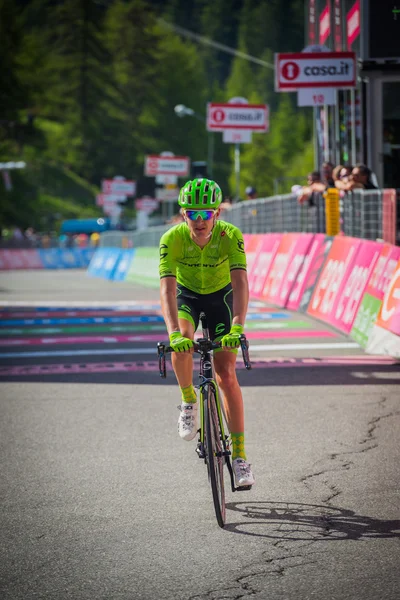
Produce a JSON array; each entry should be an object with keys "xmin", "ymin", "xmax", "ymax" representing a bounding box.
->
[{"xmin": 0, "ymin": 270, "xmax": 399, "ymax": 600}]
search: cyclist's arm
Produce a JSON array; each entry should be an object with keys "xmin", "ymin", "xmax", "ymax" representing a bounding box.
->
[
  {"xmin": 160, "ymin": 276, "xmax": 180, "ymax": 335},
  {"xmin": 230, "ymin": 268, "xmax": 249, "ymax": 327}
]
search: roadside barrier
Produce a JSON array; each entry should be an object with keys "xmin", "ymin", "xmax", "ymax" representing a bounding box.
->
[
  {"xmin": 0, "ymin": 248, "xmax": 94, "ymax": 270},
  {"xmin": 86, "ymin": 232, "xmax": 400, "ymax": 358}
]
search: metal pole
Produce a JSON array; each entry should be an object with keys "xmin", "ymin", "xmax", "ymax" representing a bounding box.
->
[
  {"xmin": 207, "ymin": 131, "xmax": 214, "ymax": 178},
  {"xmin": 323, "ymin": 105, "xmax": 330, "ymax": 162},
  {"xmin": 350, "ymin": 88, "xmax": 356, "ymax": 166},
  {"xmin": 313, "ymin": 107, "xmax": 319, "ymax": 170},
  {"xmin": 334, "ymin": 91, "xmax": 340, "ymax": 165},
  {"xmin": 234, "ymin": 143, "xmax": 240, "ymax": 201}
]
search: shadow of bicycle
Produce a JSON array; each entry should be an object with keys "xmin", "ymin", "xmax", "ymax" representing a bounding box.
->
[{"xmin": 224, "ymin": 501, "xmax": 400, "ymax": 541}]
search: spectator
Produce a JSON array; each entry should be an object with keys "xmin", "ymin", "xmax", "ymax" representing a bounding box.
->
[
  {"xmin": 321, "ymin": 161, "xmax": 335, "ymax": 187},
  {"xmin": 335, "ymin": 165, "xmax": 353, "ymax": 191},
  {"xmin": 219, "ymin": 195, "xmax": 233, "ymax": 215},
  {"xmin": 296, "ymin": 171, "xmax": 325, "ymax": 205},
  {"xmin": 338, "ymin": 164, "xmax": 377, "ymax": 191},
  {"xmin": 245, "ymin": 186, "xmax": 257, "ymax": 200}
]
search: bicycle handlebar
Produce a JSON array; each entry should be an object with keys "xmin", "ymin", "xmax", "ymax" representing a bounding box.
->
[{"xmin": 157, "ymin": 334, "xmax": 252, "ymax": 378}]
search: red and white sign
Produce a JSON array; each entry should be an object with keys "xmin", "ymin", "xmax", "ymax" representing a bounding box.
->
[
  {"xmin": 223, "ymin": 130, "xmax": 253, "ymax": 144},
  {"xmin": 135, "ymin": 196, "xmax": 159, "ymax": 214},
  {"xmin": 96, "ymin": 193, "xmax": 125, "ymax": 207},
  {"xmin": 145, "ymin": 155, "xmax": 189, "ymax": 177},
  {"xmin": 319, "ymin": 3, "xmax": 331, "ymax": 45},
  {"xmin": 275, "ymin": 52, "xmax": 356, "ymax": 90},
  {"xmin": 346, "ymin": 0, "xmax": 360, "ymax": 49},
  {"xmin": 206, "ymin": 103, "xmax": 268, "ymax": 132},
  {"xmin": 102, "ymin": 179, "xmax": 136, "ymax": 196}
]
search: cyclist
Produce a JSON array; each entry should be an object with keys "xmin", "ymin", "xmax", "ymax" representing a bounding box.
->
[{"xmin": 159, "ymin": 178, "xmax": 255, "ymax": 487}]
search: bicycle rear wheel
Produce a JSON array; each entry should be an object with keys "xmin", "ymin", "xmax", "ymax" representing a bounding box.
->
[{"xmin": 204, "ymin": 383, "xmax": 226, "ymax": 528}]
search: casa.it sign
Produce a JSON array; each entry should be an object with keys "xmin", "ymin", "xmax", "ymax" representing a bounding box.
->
[
  {"xmin": 144, "ymin": 155, "xmax": 190, "ymax": 177},
  {"xmin": 206, "ymin": 103, "xmax": 268, "ymax": 132},
  {"xmin": 275, "ymin": 52, "xmax": 356, "ymax": 90}
]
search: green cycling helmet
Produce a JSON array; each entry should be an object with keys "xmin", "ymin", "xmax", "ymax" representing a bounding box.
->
[{"xmin": 178, "ymin": 178, "xmax": 222, "ymax": 209}]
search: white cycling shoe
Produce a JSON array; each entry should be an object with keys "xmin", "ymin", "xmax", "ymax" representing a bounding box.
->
[
  {"xmin": 177, "ymin": 402, "xmax": 199, "ymax": 441},
  {"xmin": 232, "ymin": 458, "xmax": 255, "ymax": 487}
]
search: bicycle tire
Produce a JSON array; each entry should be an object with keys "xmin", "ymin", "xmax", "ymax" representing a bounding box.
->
[{"xmin": 204, "ymin": 383, "xmax": 226, "ymax": 528}]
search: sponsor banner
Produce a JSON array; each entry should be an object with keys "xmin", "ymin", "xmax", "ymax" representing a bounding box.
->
[
  {"xmin": 125, "ymin": 247, "xmax": 160, "ymax": 287},
  {"xmin": 319, "ymin": 2, "xmax": 331, "ymax": 45},
  {"xmin": 0, "ymin": 249, "xmax": 43, "ymax": 270},
  {"xmin": 307, "ymin": 236, "xmax": 361, "ymax": 323},
  {"xmin": 87, "ymin": 248, "xmax": 123, "ymax": 279},
  {"xmin": 275, "ymin": 52, "xmax": 356, "ymax": 90},
  {"xmin": 366, "ymin": 325, "xmax": 400, "ymax": 358},
  {"xmin": 261, "ymin": 234, "xmax": 314, "ymax": 306},
  {"xmin": 243, "ymin": 234, "xmax": 264, "ymax": 291},
  {"xmin": 206, "ymin": 103, "xmax": 269, "ymax": 132},
  {"xmin": 346, "ymin": 0, "xmax": 360, "ymax": 49},
  {"xmin": 298, "ymin": 236, "xmax": 333, "ymax": 312},
  {"xmin": 375, "ymin": 258, "xmax": 400, "ymax": 336},
  {"xmin": 145, "ymin": 155, "xmax": 190, "ymax": 177},
  {"xmin": 329, "ymin": 240, "xmax": 382, "ymax": 333},
  {"xmin": 135, "ymin": 197, "xmax": 159, "ymax": 214},
  {"xmin": 249, "ymin": 234, "xmax": 282, "ymax": 298},
  {"xmin": 382, "ymin": 189, "xmax": 397, "ymax": 246},
  {"xmin": 102, "ymin": 179, "xmax": 136, "ymax": 196},
  {"xmin": 112, "ymin": 249, "xmax": 135, "ymax": 281},
  {"xmin": 350, "ymin": 244, "xmax": 400, "ymax": 347}
]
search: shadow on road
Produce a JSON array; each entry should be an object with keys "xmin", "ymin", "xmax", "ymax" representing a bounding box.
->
[
  {"xmin": 224, "ymin": 501, "xmax": 400, "ymax": 541},
  {"xmin": 0, "ymin": 362, "xmax": 399, "ymax": 385}
]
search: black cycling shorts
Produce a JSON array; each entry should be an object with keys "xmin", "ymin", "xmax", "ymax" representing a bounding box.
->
[{"xmin": 177, "ymin": 283, "xmax": 233, "ymax": 341}]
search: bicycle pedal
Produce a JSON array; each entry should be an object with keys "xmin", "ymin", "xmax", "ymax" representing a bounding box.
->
[
  {"xmin": 195, "ymin": 442, "xmax": 205, "ymax": 459},
  {"xmin": 235, "ymin": 485, "xmax": 252, "ymax": 492}
]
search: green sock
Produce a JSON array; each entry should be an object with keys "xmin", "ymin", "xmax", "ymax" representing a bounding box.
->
[
  {"xmin": 181, "ymin": 384, "xmax": 196, "ymax": 404},
  {"xmin": 231, "ymin": 432, "xmax": 247, "ymax": 461}
]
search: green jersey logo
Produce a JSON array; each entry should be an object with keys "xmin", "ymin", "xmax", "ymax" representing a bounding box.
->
[
  {"xmin": 180, "ymin": 304, "xmax": 191, "ymax": 313},
  {"xmin": 215, "ymin": 323, "xmax": 225, "ymax": 334}
]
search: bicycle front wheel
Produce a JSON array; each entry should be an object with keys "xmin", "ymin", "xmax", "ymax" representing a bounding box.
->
[{"xmin": 204, "ymin": 383, "xmax": 226, "ymax": 528}]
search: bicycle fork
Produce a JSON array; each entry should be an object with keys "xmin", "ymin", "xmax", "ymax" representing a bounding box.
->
[{"xmin": 195, "ymin": 377, "xmax": 251, "ymax": 493}]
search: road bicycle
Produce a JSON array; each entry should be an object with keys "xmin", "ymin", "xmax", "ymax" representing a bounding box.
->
[{"xmin": 157, "ymin": 312, "xmax": 252, "ymax": 528}]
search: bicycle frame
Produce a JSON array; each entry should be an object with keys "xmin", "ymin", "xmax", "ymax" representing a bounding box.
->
[{"xmin": 157, "ymin": 313, "xmax": 252, "ymax": 496}]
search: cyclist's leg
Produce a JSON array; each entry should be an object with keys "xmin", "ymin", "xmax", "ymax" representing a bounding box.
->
[
  {"xmin": 173, "ymin": 285, "xmax": 200, "ymax": 403},
  {"xmin": 171, "ymin": 317, "xmax": 195, "ymax": 389},
  {"xmin": 213, "ymin": 351, "xmax": 244, "ymax": 434}
]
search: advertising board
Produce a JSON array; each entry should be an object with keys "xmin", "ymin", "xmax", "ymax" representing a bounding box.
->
[{"xmin": 275, "ymin": 52, "xmax": 356, "ymax": 90}]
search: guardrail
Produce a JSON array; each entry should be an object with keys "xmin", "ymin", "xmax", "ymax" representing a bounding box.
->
[{"xmin": 99, "ymin": 188, "xmax": 398, "ymax": 248}]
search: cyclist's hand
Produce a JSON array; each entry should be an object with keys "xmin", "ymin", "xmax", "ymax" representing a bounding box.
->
[
  {"xmin": 221, "ymin": 324, "xmax": 244, "ymax": 349},
  {"xmin": 169, "ymin": 331, "xmax": 194, "ymax": 352}
]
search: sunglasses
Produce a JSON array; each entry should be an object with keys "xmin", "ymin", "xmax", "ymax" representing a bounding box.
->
[{"xmin": 185, "ymin": 209, "xmax": 215, "ymax": 221}]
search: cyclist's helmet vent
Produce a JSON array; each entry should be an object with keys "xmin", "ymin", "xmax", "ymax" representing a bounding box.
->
[{"xmin": 178, "ymin": 178, "xmax": 222, "ymax": 209}]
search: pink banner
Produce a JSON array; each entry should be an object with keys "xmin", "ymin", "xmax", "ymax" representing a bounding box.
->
[
  {"xmin": 365, "ymin": 243, "xmax": 400, "ymax": 301},
  {"xmin": 0, "ymin": 250, "xmax": 43, "ymax": 270},
  {"xmin": 249, "ymin": 234, "xmax": 282, "ymax": 298},
  {"xmin": 243, "ymin": 234, "xmax": 264, "ymax": 291},
  {"xmin": 308, "ymin": 236, "xmax": 361, "ymax": 324},
  {"xmin": 376, "ymin": 259, "xmax": 400, "ymax": 336},
  {"xmin": 261, "ymin": 234, "xmax": 314, "ymax": 306},
  {"xmin": 286, "ymin": 234, "xmax": 327, "ymax": 310},
  {"xmin": 329, "ymin": 240, "xmax": 383, "ymax": 333},
  {"xmin": 382, "ymin": 189, "xmax": 397, "ymax": 246}
]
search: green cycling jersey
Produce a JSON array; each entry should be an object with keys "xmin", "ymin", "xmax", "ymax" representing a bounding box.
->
[{"xmin": 159, "ymin": 220, "xmax": 247, "ymax": 294}]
